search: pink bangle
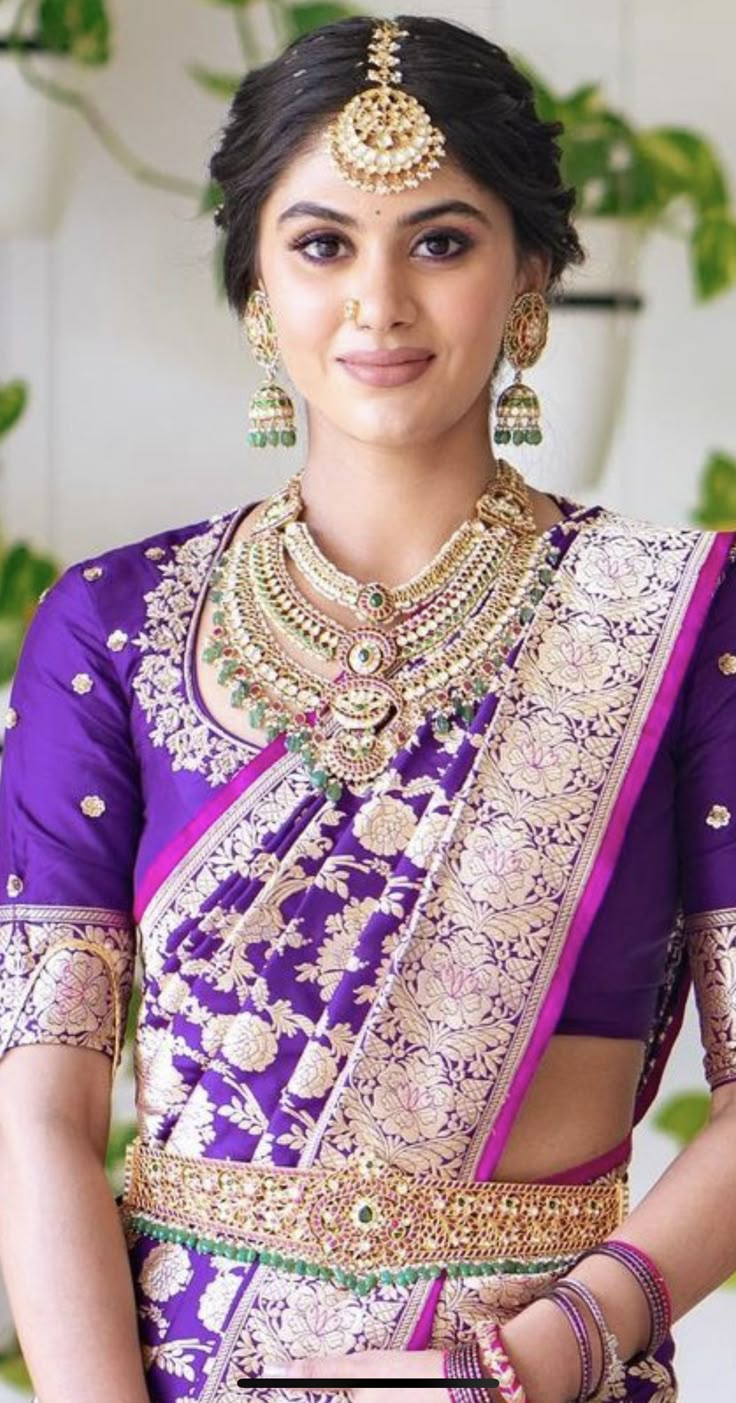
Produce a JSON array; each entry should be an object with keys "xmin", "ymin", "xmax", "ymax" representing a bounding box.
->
[{"xmin": 473, "ymin": 1318, "xmax": 531, "ymax": 1403}]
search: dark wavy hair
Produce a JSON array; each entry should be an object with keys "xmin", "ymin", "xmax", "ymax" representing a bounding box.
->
[{"xmin": 209, "ymin": 14, "xmax": 585, "ymax": 316}]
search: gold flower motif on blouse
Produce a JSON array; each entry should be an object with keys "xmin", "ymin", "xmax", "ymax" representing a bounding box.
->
[
  {"xmin": 83, "ymin": 566, "xmax": 103, "ymax": 582},
  {"xmin": 71, "ymin": 673, "xmax": 94, "ymax": 695},
  {"xmin": 106, "ymin": 630, "xmax": 129, "ymax": 652},
  {"xmin": 706, "ymin": 804, "xmax": 732, "ymax": 830},
  {"xmin": 6, "ymin": 874, "xmax": 23, "ymax": 897},
  {"xmin": 718, "ymin": 653, "xmax": 736, "ymax": 676},
  {"xmin": 4, "ymin": 707, "xmax": 18, "ymax": 729},
  {"xmin": 144, "ymin": 546, "xmax": 166, "ymax": 560},
  {"xmin": 80, "ymin": 795, "xmax": 106, "ymax": 818}
]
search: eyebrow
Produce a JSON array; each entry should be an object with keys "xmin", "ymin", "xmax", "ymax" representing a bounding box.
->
[{"xmin": 276, "ymin": 199, "xmax": 492, "ymax": 230}]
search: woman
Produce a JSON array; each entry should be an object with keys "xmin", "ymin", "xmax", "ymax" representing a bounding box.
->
[{"xmin": 0, "ymin": 13, "xmax": 734, "ymax": 1403}]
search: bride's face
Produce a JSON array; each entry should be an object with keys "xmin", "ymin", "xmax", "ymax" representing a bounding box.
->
[{"xmin": 254, "ymin": 136, "xmax": 547, "ymax": 450}]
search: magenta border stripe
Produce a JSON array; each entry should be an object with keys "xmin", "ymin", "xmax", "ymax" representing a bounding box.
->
[
  {"xmin": 133, "ymin": 737, "xmax": 285, "ymax": 923},
  {"xmin": 471, "ymin": 531, "xmax": 732, "ymax": 1187}
]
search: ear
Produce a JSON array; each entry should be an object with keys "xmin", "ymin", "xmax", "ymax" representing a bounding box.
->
[{"xmin": 517, "ymin": 250, "xmax": 552, "ymax": 297}]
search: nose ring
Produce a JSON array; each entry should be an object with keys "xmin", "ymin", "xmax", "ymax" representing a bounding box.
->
[{"xmin": 344, "ymin": 299, "xmax": 361, "ymax": 322}]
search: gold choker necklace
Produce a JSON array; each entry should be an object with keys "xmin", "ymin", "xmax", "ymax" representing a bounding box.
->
[{"xmin": 202, "ymin": 463, "xmax": 562, "ymax": 803}]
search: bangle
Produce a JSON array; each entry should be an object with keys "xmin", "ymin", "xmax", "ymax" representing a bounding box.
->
[
  {"xmin": 443, "ymin": 1340, "xmax": 500, "ymax": 1402},
  {"xmin": 541, "ymin": 1289, "xmax": 593, "ymax": 1403},
  {"xmin": 550, "ymin": 1278, "xmax": 625, "ymax": 1403},
  {"xmin": 574, "ymin": 1239, "xmax": 672, "ymax": 1355},
  {"xmin": 473, "ymin": 1319, "xmax": 531, "ymax": 1403}
]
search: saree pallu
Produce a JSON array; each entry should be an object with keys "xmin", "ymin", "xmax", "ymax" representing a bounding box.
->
[{"xmin": 2, "ymin": 501, "xmax": 735, "ymax": 1403}]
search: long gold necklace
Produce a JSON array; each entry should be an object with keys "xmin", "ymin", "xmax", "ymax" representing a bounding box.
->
[{"xmin": 203, "ymin": 462, "xmax": 561, "ymax": 802}]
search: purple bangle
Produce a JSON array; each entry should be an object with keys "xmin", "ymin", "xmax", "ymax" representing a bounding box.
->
[
  {"xmin": 443, "ymin": 1341, "xmax": 499, "ymax": 1402},
  {"xmin": 551, "ymin": 1277, "xmax": 621, "ymax": 1403},
  {"xmin": 542, "ymin": 1289, "xmax": 593, "ymax": 1403},
  {"xmin": 574, "ymin": 1240, "xmax": 671, "ymax": 1355}
]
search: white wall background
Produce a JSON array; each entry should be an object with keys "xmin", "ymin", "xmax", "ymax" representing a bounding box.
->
[{"xmin": 1, "ymin": 0, "xmax": 735, "ymax": 1398}]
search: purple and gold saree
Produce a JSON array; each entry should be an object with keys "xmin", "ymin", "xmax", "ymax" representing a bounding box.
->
[{"xmin": 1, "ymin": 493, "xmax": 735, "ymax": 1403}]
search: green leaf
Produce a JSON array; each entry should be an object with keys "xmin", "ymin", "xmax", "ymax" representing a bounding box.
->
[
  {"xmin": 199, "ymin": 178, "xmax": 225, "ymax": 217},
  {"xmin": 105, "ymin": 1118, "xmax": 138, "ymax": 1175},
  {"xmin": 692, "ymin": 211, "xmax": 736, "ymax": 301},
  {"xmin": 287, "ymin": 2, "xmax": 358, "ymax": 39},
  {"xmin": 652, "ymin": 1091, "xmax": 710, "ymax": 1147},
  {"xmin": 187, "ymin": 63, "xmax": 242, "ymax": 100},
  {"xmin": 0, "ymin": 1340, "xmax": 33, "ymax": 1388},
  {"xmin": 692, "ymin": 451, "xmax": 736, "ymax": 528},
  {"xmin": 0, "ymin": 544, "xmax": 60, "ymax": 683},
  {"xmin": 0, "ymin": 380, "xmax": 28, "ymax": 440},
  {"xmin": 636, "ymin": 128, "xmax": 728, "ymax": 216},
  {"xmin": 39, "ymin": 0, "xmax": 112, "ymax": 65}
]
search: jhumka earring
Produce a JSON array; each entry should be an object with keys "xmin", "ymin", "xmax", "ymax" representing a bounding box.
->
[
  {"xmin": 494, "ymin": 291, "xmax": 549, "ymax": 448},
  {"xmin": 242, "ymin": 286, "xmax": 297, "ymax": 449}
]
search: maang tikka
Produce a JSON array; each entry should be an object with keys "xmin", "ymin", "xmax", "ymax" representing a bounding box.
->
[
  {"xmin": 494, "ymin": 291, "xmax": 549, "ymax": 447},
  {"xmin": 242, "ymin": 285, "xmax": 297, "ymax": 448},
  {"xmin": 325, "ymin": 19, "xmax": 446, "ymax": 194}
]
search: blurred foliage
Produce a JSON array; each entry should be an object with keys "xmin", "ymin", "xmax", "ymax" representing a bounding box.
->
[
  {"xmin": 37, "ymin": 0, "xmax": 111, "ymax": 64},
  {"xmin": 692, "ymin": 451, "xmax": 736, "ymax": 529},
  {"xmin": 0, "ymin": 381, "xmax": 60, "ymax": 684},
  {"xmin": 518, "ymin": 62, "xmax": 736, "ymax": 301}
]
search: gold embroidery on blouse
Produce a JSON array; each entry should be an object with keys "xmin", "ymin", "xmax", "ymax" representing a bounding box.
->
[
  {"xmin": 4, "ymin": 708, "xmax": 18, "ymax": 729},
  {"xmin": 83, "ymin": 566, "xmax": 103, "ymax": 582},
  {"xmin": 131, "ymin": 516, "xmax": 254, "ymax": 788},
  {"xmin": 71, "ymin": 673, "xmax": 94, "ymax": 695},
  {"xmin": 685, "ymin": 909, "xmax": 736, "ymax": 1090},
  {"xmin": 706, "ymin": 804, "xmax": 732, "ymax": 829},
  {"xmin": 144, "ymin": 546, "xmax": 166, "ymax": 560},
  {"xmin": 718, "ymin": 653, "xmax": 736, "ymax": 676},
  {"xmin": 80, "ymin": 795, "xmax": 106, "ymax": 818},
  {"xmin": 6, "ymin": 875, "xmax": 23, "ymax": 897},
  {"xmin": 0, "ymin": 904, "xmax": 135, "ymax": 1074},
  {"xmin": 107, "ymin": 630, "xmax": 129, "ymax": 652}
]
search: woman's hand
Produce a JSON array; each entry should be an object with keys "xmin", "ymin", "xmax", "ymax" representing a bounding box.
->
[
  {"xmin": 259, "ymin": 1345, "xmax": 493, "ymax": 1399},
  {"xmin": 258, "ymin": 1297, "xmax": 582, "ymax": 1403}
]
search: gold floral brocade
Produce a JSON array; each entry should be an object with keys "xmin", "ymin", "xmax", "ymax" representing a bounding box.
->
[
  {"xmin": 0, "ymin": 904, "xmax": 136, "ymax": 1074},
  {"xmin": 686, "ymin": 908, "xmax": 736, "ymax": 1089}
]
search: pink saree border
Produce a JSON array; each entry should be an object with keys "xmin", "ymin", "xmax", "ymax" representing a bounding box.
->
[
  {"xmin": 133, "ymin": 737, "xmax": 285, "ymax": 924},
  {"xmin": 408, "ymin": 531, "xmax": 733, "ymax": 1354}
]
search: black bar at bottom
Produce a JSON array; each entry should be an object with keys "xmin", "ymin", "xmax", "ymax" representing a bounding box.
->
[{"xmin": 237, "ymin": 1377, "xmax": 499, "ymax": 1389}]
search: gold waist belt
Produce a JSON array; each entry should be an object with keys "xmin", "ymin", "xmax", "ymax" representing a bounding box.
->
[{"xmin": 120, "ymin": 1136, "xmax": 629, "ymax": 1297}]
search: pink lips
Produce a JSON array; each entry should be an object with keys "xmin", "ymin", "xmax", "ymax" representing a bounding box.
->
[{"xmin": 337, "ymin": 347, "xmax": 435, "ymax": 387}]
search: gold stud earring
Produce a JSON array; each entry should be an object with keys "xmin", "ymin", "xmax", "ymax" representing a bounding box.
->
[
  {"xmin": 494, "ymin": 290, "xmax": 549, "ymax": 448},
  {"xmin": 242, "ymin": 286, "xmax": 297, "ymax": 449}
]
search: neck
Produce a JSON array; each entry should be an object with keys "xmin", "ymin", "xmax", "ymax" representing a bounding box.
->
[{"xmin": 298, "ymin": 408, "xmax": 501, "ymax": 588}]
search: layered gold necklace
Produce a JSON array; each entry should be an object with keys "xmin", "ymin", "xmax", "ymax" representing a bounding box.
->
[{"xmin": 202, "ymin": 461, "xmax": 562, "ymax": 803}]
